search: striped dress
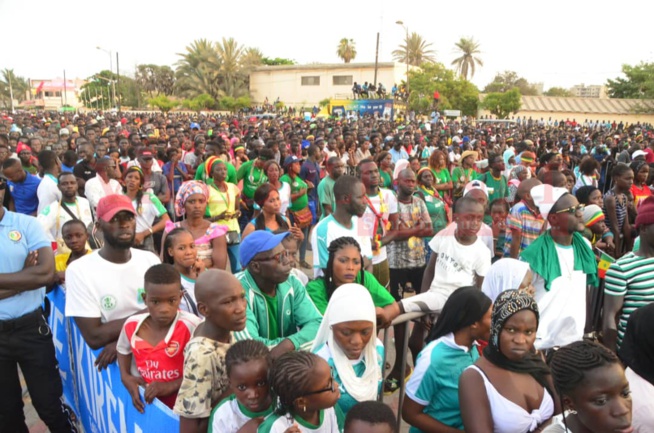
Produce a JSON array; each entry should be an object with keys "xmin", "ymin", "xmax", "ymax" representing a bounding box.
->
[
  {"xmin": 604, "ymin": 252, "xmax": 654, "ymax": 346},
  {"xmin": 603, "ymin": 190, "xmax": 628, "ymax": 238}
]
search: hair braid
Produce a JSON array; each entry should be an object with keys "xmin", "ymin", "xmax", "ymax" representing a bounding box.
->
[
  {"xmin": 324, "ymin": 237, "xmax": 365, "ymax": 300},
  {"xmin": 269, "ymin": 351, "xmax": 318, "ymax": 416},
  {"xmin": 225, "ymin": 340, "xmax": 271, "ymax": 377}
]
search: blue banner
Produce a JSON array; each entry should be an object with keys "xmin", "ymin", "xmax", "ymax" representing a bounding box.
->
[{"xmin": 47, "ymin": 286, "xmax": 180, "ymax": 433}]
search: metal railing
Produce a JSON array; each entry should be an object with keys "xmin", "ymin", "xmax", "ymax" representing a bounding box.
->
[{"xmin": 379, "ymin": 310, "xmax": 429, "ymax": 431}]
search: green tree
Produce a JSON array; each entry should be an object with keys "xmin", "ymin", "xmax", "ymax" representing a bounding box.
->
[
  {"xmin": 261, "ymin": 57, "xmax": 296, "ymax": 66},
  {"xmin": 606, "ymin": 62, "xmax": 654, "ymax": 99},
  {"xmin": 135, "ymin": 64, "xmax": 175, "ymax": 97},
  {"xmin": 182, "ymin": 93, "xmax": 216, "ymax": 111},
  {"xmin": 336, "ymin": 38, "xmax": 357, "ymax": 63},
  {"xmin": 451, "ymin": 37, "xmax": 483, "ymax": 80},
  {"xmin": 148, "ymin": 95, "xmax": 177, "ymax": 113},
  {"xmin": 483, "ymin": 71, "xmax": 539, "ymax": 96},
  {"xmin": 481, "ymin": 89, "xmax": 522, "ymax": 118},
  {"xmin": 392, "ymin": 32, "xmax": 436, "ymax": 66},
  {"xmin": 174, "ymin": 39, "xmax": 223, "ymax": 100},
  {"xmin": 0, "ymin": 69, "xmax": 29, "ymax": 108},
  {"xmin": 543, "ymin": 87, "xmax": 573, "ymax": 97},
  {"xmin": 406, "ymin": 62, "xmax": 479, "ymax": 115},
  {"xmin": 79, "ymin": 70, "xmax": 117, "ymax": 110}
]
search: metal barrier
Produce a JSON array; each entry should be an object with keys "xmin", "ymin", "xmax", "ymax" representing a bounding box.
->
[{"xmin": 379, "ymin": 311, "xmax": 429, "ymax": 431}]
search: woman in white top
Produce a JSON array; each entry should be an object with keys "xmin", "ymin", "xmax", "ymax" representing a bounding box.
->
[
  {"xmin": 459, "ymin": 290, "xmax": 558, "ymax": 433},
  {"xmin": 573, "ymin": 156, "xmax": 599, "ymax": 193},
  {"xmin": 264, "ymin": 160, "xmax": 291, "ymax": 215},
  {"xmin": 546, "ymin": 341, "xmax": 632, "ymax": 433},
  {"xmin": 123, "ymin": 166, "xmax": 170, "ymax": 253},
  {"xmin": 162, "ymin": 227, "xmax": 205, "ymax": 316}
]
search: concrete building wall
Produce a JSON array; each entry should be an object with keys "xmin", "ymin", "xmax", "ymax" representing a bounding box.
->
[
  {"xmin": 478, "ymin": 109, "xmax": 654, "ymax": 125},
  {"xmin": 249, "ymin": 63, "xmax": 407, "ymax": 107},
  {"xmin": 570, "ymin": 84, "xmax": 607, "ymax": 98}
]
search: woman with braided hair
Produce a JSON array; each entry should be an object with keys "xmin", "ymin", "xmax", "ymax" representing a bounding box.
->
[
  {"xmin": 259, "ymin": 351, "xmax": 344, "ymax": 433},
  {"xmin": 544, "ymin": 340, "xmax": 632, "ymax": 433},
  {"xmin": 459, "ymin": 289, "xmax": 557, "ymax": 433},
  {"xmin": 305, "ymin": 237, "xmax": 399, "ymax": 327}
]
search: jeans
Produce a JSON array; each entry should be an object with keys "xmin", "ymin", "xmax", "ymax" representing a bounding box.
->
[
  {"xmin": 227, "ymin": 243, "xmax": 241, "ymax": 273},
  {"xmin": 0, "ymin": 309, "xmax": 75, "ymax": 433}
]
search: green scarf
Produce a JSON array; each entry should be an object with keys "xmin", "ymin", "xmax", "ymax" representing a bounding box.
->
[{"xmin": 520, "ymin": 231, "xmax": 598, "ymax": 291}]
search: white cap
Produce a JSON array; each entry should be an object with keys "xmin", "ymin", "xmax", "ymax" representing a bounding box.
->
[
  {"xmin": 531, "ymin": 184, "xmax": 568, "ymax": 220},
  {"xmin": 464, "ymin": 180, "xmax": 489, "ymax": 197},
  {"xmin": 632, "ymin": 150, "xmax": 647, "ymax": 159}
]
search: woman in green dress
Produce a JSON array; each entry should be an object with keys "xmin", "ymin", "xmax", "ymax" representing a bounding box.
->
[
  {"xmin": 428, "ymin": 150, "xmax": 453, "ymax": 201},
  {"xmin": 451, "ymin": 150, "xmax": 479, "ymax": 200},
  {"xmin": 375, "ymin": 151, "xmax": 394, "ymax": 189},
  {"xmin": 414, "ymin": 167, "xmax": 450, "ymax": 262}
]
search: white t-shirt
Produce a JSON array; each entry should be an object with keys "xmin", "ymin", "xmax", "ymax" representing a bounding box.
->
[
  {"xmin": 36, "ymin": 174, "xmax": 62, "ymax": 214},
  {"xmin": 438, "ymin": 222, "xmax": 494, "ymax": 258},
  {"xmin": 65, "ymin": 249, "xmax": 161, "ymax": 323},
  {"xmin": 208, "ymin": 395, "xmax": 272, "ymax": 433},
  {"xmin": 37, "ymin": 197, "xmax": 94, "ymax": 242},
  {"xmin": 626, "ymin": 368, "xmax": 654, "ymax": 432},
  {"xmin": 401, "ymin": 231, "xmax": 491, "ymax": 314},
  {"xmin": 132, "ymin": 192, "xmax": 167, "ymax": 232},
  {"xmin": 84, "ymin": 176, "xmax": 123, "ymax": 209},
  {"xmin": 361, "ymin": 188, "xmax": 397, "ymax": 265},
  {"xmin": 311, "ymin": 214, "xmax": 373, "ymax": 278},
  {"xmin": 532, "ymin": 243, "xmax": 588, "ymax": 350},
  {"xmin": 262, "ymin": 408, "xmax": 341, "ymax": 433},
  {"xmin": 278, "ymin": 181, "xmax": 291, "ymax": 215}
]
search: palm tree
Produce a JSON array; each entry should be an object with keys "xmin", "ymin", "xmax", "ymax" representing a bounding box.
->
[
  {"xmin": 0, "ymin": 69, "xmax": 29, "ymax": 108},
  {"xmin": 451, "ymin": 37, "xmax": 483, "ymax": 80},
  {"xmin": 336, "ymin": 38, "xmax": 357, "ymax": 63},
  {"xmin": 392, "ymin": 32, "xmax": 436, "ymax": 66},
  {"xmin": 174, "ymin": 39, "xmax": 223, "ymax": 100}
]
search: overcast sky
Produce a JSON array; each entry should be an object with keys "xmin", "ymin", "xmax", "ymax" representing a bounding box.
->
[{"xmin": 2, "ymin": 0, "xmax": 652, "ymax": 91}]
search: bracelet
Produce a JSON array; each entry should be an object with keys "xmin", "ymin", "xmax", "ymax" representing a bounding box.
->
[{"xmin": 148, "ymin": 228, "xmax": 153, "ymax": 235}]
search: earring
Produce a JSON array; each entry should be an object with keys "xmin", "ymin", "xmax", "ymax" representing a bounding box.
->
[{"xmin": 303, "ymin": 405, "xmax": 307, "ymax": 413}]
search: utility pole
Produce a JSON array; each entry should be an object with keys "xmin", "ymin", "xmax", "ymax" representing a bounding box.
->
[
  {"xmin": 373, "ymin": 32, "xmax": 380, "ymax": 87},
  {"xmin": 8, "ymin": 73, "xmax": 14, "ymax": 113},
  {"xmin": 116, "ymin": 52, "xmax": 121, "ymax": 111},
  {"xmin": 63, "ymin": 70, "xmax": 68, "ymax": 107}
]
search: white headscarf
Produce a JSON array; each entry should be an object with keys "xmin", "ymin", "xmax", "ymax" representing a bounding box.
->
[
  {"xmin": 481, "ymin": 258, "xmax": 531, "ymax": 302},
  {"xmin": 311, "ymin": 284, "xmax": 380, "ymax": 402}
]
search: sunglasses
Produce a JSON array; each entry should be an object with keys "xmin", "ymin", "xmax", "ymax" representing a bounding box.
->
[
  {"xmin": 554, "ymin": 204, "xmax": 585, "ymax": 215},
  {"xmin": 303, "ymin": 377, "xmax": 335, "ymax": 397},
  {"xmin": 251, "ymin": 249, "xmax": 290, "ymax": 264}
]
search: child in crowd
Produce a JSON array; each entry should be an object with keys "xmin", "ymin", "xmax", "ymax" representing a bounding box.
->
[
  {"xmin": 581, "ymin": 204, "xmax": 615, "ymax": 254},
  {"xmin": 174, "ymin": 269, "xmax": 248, "ymax": 433},
  {"xmin": 163, "ymin": 227, "xmax": 206, "ymax": 316},
  {"xmin": 259, "ymin": 351, "xmax": 344, "ymax": 433},
  {"xmin": 117, "ymin": 264, "xmax": 202, "ymax": 412},
  {"xmin": 54, "ymin": 219, "xmax": 91, "ymax": 285},
  {"xmin": 209, "ymin": 340, "xmax": 273, "ymax": 433},
  {"xmin": 283, "ymin": 234, "xmax": 309, "ymax": 286},
  {"xmin": 344, "ymin": 401, "xmax": 397, "ymax": 433},
  {"xmin": 546, "ymin": 341, "xmax": 632, "ymax": 433},
  {"xmin": 489, "ymin": 198, "xmax": 509, "ymax": 262}
]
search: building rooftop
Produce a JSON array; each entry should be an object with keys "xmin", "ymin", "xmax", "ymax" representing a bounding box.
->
[
  {"xmin": 253, "ymin": 62, "xmax": 398, "ymax": 72},
  {"xmin": 520, "ymin": 95, "xmax": 654, "ymax": 114}
]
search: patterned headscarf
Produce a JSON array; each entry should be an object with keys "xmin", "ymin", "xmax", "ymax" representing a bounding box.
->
[
  {"xmin": 175, "ymin": 181, "xmax": 209, "ymax": 217},
  {"xmin": 488, "ymin": 289, "xmax": 540, "ymax": 350}
]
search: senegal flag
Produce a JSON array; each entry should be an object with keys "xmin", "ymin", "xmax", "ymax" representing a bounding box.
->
[{"xmin": 597, "ymin": 249, "xmax": 615, "ymax": 279}]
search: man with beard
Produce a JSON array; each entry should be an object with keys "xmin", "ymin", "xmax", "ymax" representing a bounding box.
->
[
  {"xmin": 317, "ymin": 156, "xmax": 345, "ymax": 219},
  {"xmin": 521, "ymin": 184, "xmax": 598, "ymax": 355},
  {"xmin": 37, "ymin": 172, "xmax": 93, "ymax": 246},
  {"xmin": 65, "ymin": 194, "xmax": 160, "ymax": 369},
  {"xmin": 311, "ymin": 175, "xmax": 373, "ymax": 277},
  {"xmin": 233, "ymin": 231, "xmax": 322, "ymax": 358},
  {"xmin": 84, "ymin": 157, "xmax": 122, "ymax": 210},
  {"xmin": 73, "ymin": 142, "xmax": 96, "ymax": 194},
  {"xmin": 0, "ymin": 176, "xmax": 77, "ymax": 433}
]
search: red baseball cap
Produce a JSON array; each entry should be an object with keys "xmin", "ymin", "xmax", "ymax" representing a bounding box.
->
[{"xmin": 96, "ymin": 194, "xmax": 136, "ymax": 222}]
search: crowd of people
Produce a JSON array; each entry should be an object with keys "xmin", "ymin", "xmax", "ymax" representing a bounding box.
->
[{"xmin": 1, "ymin": 108, "xmax": 653, "ymax": 433}]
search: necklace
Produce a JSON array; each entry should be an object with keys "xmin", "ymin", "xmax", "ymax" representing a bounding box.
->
[{"xmin": 248, "ymin": 160, "xmax": 265, "ymax": 185}]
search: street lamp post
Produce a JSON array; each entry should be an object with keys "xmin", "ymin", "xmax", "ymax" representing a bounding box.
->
[
  {"xmin": 96, "ymin": 46, "xmax": 116, "ymax": 109},
  {"xmin": 395, "ymin": 20, "xmax": 409, "ymax": 104}
]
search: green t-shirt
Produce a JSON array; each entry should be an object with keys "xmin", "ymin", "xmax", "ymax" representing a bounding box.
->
[
  {"xmin": 479, "ymin": 172, "xmax": 509, "ymax": 203},
  {"xmin": 451, "ymin": 166, "xmax": 478, "ymax": 198},
  {"xmin": 380, "ymin": 171, "xmax": 393, "ymax": 189},
  {"xmin": 262, "ymin": 292, "xmax": 280, "ymax": 340},
  {"xmin": 430, "ymin": 168, "xmax": 451, "ymax": 198},
  {"xmin": 280, "ymin": 174, "xmax": 308, "ymax": 212},
  {"xmin": 305, "ymin": 271, "xmax": 395, "ymax": 315},
  {"xmin": 194, "ymin": 161, "xmax": 237, "ymax": 186},
  {"xmin": 416, "ymin": 189, "xmax": 448, "ymax": 239},
  {"xmin": 236, "ymin": 160, "xmax": 267, "ymax": 199},
  {"xmin": 317, "ymin": 175, "xmax": 336, "ymax": 219}
]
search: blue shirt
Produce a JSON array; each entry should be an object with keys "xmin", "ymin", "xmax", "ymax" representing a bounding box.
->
[
  {"xmin": 8, "ymin": 173, "xmax": 41, "ymax": 215},
  {"xmin": 61, "ymin": 163, "xmax": 74, "ymax": 173},
  {"xmin": 0, "ymin": 208, "xmax": 51, "ymax": 319},
  {"xmin": 300, "ymin": 160, "xmax": 321, "ymax": 202},
  {"xmin": 389, "ymin": 147, "xmax": 409, "ymax": 164}
]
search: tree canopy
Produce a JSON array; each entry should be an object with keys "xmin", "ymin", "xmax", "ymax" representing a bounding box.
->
[
  {"xmin": 451, "ymin": 37, "xmax": 483, "ymax": 81},
  {"xmin": 0, "ymin": 69, "xmax": 29, "ymax": 108},
  {"xmin": 407, "ymin": 62, "xmax": 479, "ymax": 116},
  {"xmin": 336, "ymin": 38, "xmax": 357, "ymax": 63},
  {"xmin": 392, "ymin": 32, "xmax": 436, "ymax": 66},
  {"xmin": 543, "ymin": 87, "xmax": 573, "ymax": 97},
  {"xmin": 135, "ymin": 64, "xmax": 175, "ymax": 97},
  {"xmin": 606, "ymin": 62, "xmax": 654, "ymax": 99},
  {"xmin": 483, "ymin": 71, "xmax": 539, "ymax": 96},
  {"xmin": 481, "ymin": 89, "xmax": 522, "ymax": 119}
]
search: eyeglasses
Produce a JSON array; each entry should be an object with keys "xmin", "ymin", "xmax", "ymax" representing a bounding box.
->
[
  {"xmin": 554, "ymin": 204, "xmax": 585, "ymax": 214},
  {"xmin": 251, "ymin": 250, "xmax": 290, "ymax": 264},
  {"xmin": 303, "ymin": 377, "xmax": 335, "ymax": 397}
]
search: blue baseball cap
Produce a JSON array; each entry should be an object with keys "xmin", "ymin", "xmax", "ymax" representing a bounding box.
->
[
  {"xmin": 240, "ymin": 231, "xmax": 290, "ymax": 268},
  {"xmin": 190, "ymin": 122, "xmax": 200, "ymax": 130},
  {"xmin": 283, "ymin": 155, "xmax": 302, "ymax": 167}
]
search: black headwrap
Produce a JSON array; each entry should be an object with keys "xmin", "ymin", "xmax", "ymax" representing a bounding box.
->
[
  {"xmin": 483, "ymin": 290, "xmax": 553, "ymax": 393},
  {"xmin": 618, "ymin": 303, "xmax": 654, "ymax": 386},
  {"xmin": 426, "ymin": 286, "xmax": 492, "ymax": 344}
]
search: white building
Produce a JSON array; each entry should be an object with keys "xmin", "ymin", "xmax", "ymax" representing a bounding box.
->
[
  {"xmin": 249, "ymin": 62, "xmax": 408, "ymax": 107},
  {"xmin": 20, "ymin": 78, "xmax": 86, "ymax": 110},
  {"xmin": 570, "ymin": 83, "xmax": 607, "ymax": 99}
]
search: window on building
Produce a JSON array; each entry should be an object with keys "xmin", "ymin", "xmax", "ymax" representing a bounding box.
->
[
  {"xmin": 45, "ymin": 91, "xmax": 54, "ymax": 97},
  {"xmin": 301, "ymin": 76, "xmax": 320, "ymax": 86},
  {"xmin": 333, "ymin": 75, "xmax": 353, "ymax": 86}
]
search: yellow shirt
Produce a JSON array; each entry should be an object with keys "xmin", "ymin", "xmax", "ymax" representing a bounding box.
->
[
  {"xmin": 55, "ymin": 250, "xmax": 92, "ymax": 272},
  {"xmin": 207, "ymin": 183, "xmax": 240, "ymax": 232}
]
